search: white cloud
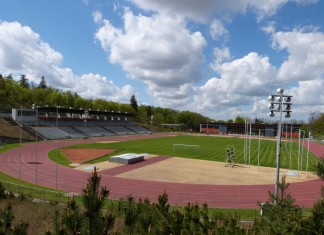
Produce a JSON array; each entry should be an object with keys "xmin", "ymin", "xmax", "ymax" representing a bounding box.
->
[
  {"xmin": 131, "ymin": 0, "xmax": 291, "ymax": 22},
  {"xmin": 195, "ymin": 52, "xmax": 277, "ymax": 114},
  {"xmin": 272, "ymin": 29, "xmax": 324, "ymax": 82},
  {"xmin": 291, "ymin": 0, "xmax": 318, "ymax": 5},
  {"xmin": 92, "ymin": 11, "xmax": 103, "ymax": 24},
  {"xmin": 0, "ymin": 21, "xmax": 133, "ymax": 104},
  {"xmin": 287, "ymin": 79, "xmax": 324, "ymax": 106},
  {"xmin": 211, "ymin": 47, "xmax": 231, "ymax": 68},
  {"xmin": 209, "ymin": 20, "xmax": 229, "ymax": 40},
  {"xmin": 261, "ymin": 21, "xmax": 276, "ymax": 34},
  {"xmin": 0, "ymin": 21, "xmax": 62, "ymax": 75},
  {"xmin": 77, "ymin": 73, "xmax": 134, "ymax": 103},
  {"xmin": 147, "ymin": 82, "xmax": 195, "ymax": 108},
  {"xmin": 94, "ymin": 9, "xmax": 206, "ymax": 106},
  {"xmin": 248, "ymin": 0, "xmax": 288, "ymax": 21}
]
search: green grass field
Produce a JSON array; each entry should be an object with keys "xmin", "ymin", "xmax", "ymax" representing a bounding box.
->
[
  {"xmin": 0, "ymin": 143, "xmax": 21, "ymax": 153},
  {"xmin": 66, "ymin": 135, "xmax": 319, "ymax": 172}
]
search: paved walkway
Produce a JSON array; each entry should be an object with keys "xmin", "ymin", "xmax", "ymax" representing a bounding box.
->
[{"xmin": 0, "ymin": 133, "xmax": 323, "ymax": 208}]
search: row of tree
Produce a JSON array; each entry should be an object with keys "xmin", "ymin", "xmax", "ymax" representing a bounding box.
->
[
  {"xmin": 0, "ymin": 74, "xmax": 212, "ymax": 130},
  {"xmin": 1, "ymin": 74, "xmax": 322, "ymax": 134}
]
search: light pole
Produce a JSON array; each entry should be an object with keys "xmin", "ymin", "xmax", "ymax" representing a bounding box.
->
[
  {"xmin": 268, "ymin": 88, "xmax": 292, "ymax": 202},
  {"xmin": 32, "ymin": 104, "xmax": 38, "ymax": 185},
  {"xmin": 84, "ymin": 110, "xmax": 89, "ymax": 138},
  {"xmin": 56, "ymin": 106, "xmax": 59, "ymax": 191},
  {"xmin": 19, "ymin": 107, "xmax": 22, "ymax": 193}
]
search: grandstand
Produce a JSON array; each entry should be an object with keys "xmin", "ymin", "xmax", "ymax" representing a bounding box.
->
[{"xmin": 1, "ymin": 107, "xmax": 153, "ymax": 141}]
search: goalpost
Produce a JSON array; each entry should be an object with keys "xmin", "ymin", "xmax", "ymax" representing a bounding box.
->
[{"xmin": 173, "ymin": 144, "xmax": 200, "ymax": 153}]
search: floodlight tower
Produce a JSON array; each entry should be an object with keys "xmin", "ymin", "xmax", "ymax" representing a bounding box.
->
[{"xmin": 268, "ymin": 88, "xmax": 292, "ymax": 203}]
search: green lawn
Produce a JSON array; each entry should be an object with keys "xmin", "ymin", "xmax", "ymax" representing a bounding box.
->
[
  {"xmin": 48, "ymin": 149, "xmax": 72, "ymax": 167},
  {"xmin": 0, "ymin": 143, "xmax": 21, "ymax": 153},
  {"xmin": 66, "ymin": 135, "xmax": 319, "ymax": 171}
]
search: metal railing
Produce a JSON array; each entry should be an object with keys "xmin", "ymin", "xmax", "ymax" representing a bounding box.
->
[{"xmin": 0, "ymin": 180, "xmax": 78, "ymax": 203}]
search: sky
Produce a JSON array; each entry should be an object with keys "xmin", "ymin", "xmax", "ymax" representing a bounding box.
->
[{"xmin": 0, "ymin": 0, "xmax": 323, "ymax": 122}]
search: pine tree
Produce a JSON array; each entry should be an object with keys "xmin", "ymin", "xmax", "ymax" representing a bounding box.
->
[
  {"xmin": 311, "ymin": 186, "xmax": 324, "ymax": 233},
  {"xmin": 82, "ymin": 167, "xmax": 109, "ymax": 235},
  {"xmin": 258, "ymin": 176, "xmax": 303, "ymax": 234},
  {"xmin": 62, "ymin": 196, "xmax": 83, "ymax": 234},
  {"xmin": 38, "ymin": 76, "xmax": 47, "ymax": 89},
  {"xmin": 19, "ymin": 74, "xmax": 29, "ymax": 88},
  {"xmin": 130, "ymin": 94, "xmax": 138, "ymax": 112}
]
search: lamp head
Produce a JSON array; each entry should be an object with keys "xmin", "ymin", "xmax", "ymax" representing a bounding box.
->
[
  {"xmin": 268, "ymin": 95, "xmax": 274, "ymax": 102},
  {"xmin": 277, "ymin": 88, "xmax": 284, "ymax": 94},
  {"xmin": 284, "ymin": 112, "xmax": 291, "ymax": 118},
  {"xmin": 285, "ymin": 96, "xmax": 291, "ymax": 102},
  {"xmin": 268, "ymin": 111, "xmax": 275, "ymax": 117},
  {"xmin": 285, "ymin": 104, "xmax": 291, "ymax": 111}
]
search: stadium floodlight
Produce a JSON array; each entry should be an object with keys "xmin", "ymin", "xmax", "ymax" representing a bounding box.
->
[
  {"xmin": 285, "ymin": 104, "xmax": 291, "ymax": 111},
  {"xmin": 285, "ymin": 96, "xmax": 292, "ymax": 102},
  {"xmin": 268, "ymin": 88, "xmax": 292, "ymax": 204},
  {"xmin": 268, "ymin": 111, "xmax": 275, "ymax": 117},
  {"xmin": 268, "ymin": 95, "xmax": 275, "ymax": 102},
  {"xmin": 277, "ymin": 88, "xmax": 284, "ymax": 94},
  {"xmin": 284, "ymin": 112, "xmax": 291, "ymax": 118}
]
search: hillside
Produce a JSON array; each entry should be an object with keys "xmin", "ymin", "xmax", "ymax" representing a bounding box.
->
[{"xmin": 0, "ymin": 117, "xmax": 35, "ymax": 142}]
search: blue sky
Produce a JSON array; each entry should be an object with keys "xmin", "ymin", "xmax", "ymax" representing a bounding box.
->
[{"xmin": 0, "ymin": 0, "xmax": 323, "ymax": 122}]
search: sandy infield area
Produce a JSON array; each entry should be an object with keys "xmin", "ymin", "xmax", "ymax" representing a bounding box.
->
[
  {"xmin": 117, "ymin": 157, "xmax": 318, "ymax": 185},
  {"xmin": 63, "ymin": 143, "xmax": 319, "ymax": 185},
  {"xmin": 75, "ymin": 155, "xmax": 318, "ymax": 185}
]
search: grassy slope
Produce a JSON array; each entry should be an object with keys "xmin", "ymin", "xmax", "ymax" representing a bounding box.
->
[{"xmin": 67, "ymin": 135, "xmax": 319, "ymax": 171}]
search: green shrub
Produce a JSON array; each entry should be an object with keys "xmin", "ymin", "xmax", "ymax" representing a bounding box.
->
[
  {"xmin": 315, "ymin": 160, "xmax": 324, "ymax": 179},
  {"xmin": 0, "ymin": 183, "xmax": 5, "ymax": 200}
]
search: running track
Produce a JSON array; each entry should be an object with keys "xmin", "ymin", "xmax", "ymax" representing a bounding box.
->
[{"xmin": 0, "ymin": 133, "xmax": 323, "ymax": 208}]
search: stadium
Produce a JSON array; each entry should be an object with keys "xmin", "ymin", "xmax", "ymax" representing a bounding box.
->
[{"xmin": 0, "ymin": 106, "xmax": 323, "ymax": 209}]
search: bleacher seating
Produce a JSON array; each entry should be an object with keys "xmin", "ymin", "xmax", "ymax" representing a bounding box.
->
[
  {"xmin": 32, "ymin": 127, "xmax": 70, "ymax": 140},
  {"xmin": 104, "ymin": 126, "xmax": 136, "ymax": 135},
  {"xmin": 127, "ymin": 126, "xmax": 152, "ymax": 134},
  {"xmin": 21, "ymin": 117, "xmax": 151, "ymax": 140},
  {"xmin": 58, "ymin": 127, "xmax": 85, "ymax": 138}
]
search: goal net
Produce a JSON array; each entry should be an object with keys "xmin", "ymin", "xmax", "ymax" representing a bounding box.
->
[{"xmin": 173, "ymin": 144, "xmax": 200, "ymax": 153}]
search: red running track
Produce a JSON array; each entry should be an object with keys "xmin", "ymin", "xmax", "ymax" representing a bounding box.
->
[{"xmin": 0, "ymin": 133, "xmax": 323, "ymax": 208}]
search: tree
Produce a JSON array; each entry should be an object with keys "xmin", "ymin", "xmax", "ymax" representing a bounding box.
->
[
  {"xmin": 19, "ymin": 74, "xmax": 29, "ymax": 88},
  {"xmin": 235, "ymin": 115, "xmax": 245, "ymax": 123},
  {"xmin": 130, "ymin": 94, "xmax": 138, "ymax": 112},
  {"xmin": 119, "ymin": 195, "xmax": 138, "ymax": 235},
  {"xmin": 311, "ymin": 186, "xmax": 324, "ymax": 233},
  {"xmin": 309, "ymin": 113, "xmax": 324, "ymax": 139},
  {"xmin": 315, "ymin": 159, "xmax": 324, "ymax": 179},
  {"xmin": 0, "ymin": 203, "xmax": 29, "ymax": 234},
  {"xmin": 146, "ymin": 105, "xmax": 153, "ymax": 118},
  {"xmin": 62, "ymin": 196, "xmax": 83, "ymax": 234},
  {"xmin": 0, "ymin": 75, "xmax": 7, "ymax": 109},
  {"xmin": 82, "ymin": 167, "xmax": 109, "ymax": 235},
  {"xmin": 38, "ymin": 76, "xmax": 47, "ymax": 89},
  {"xmin": 258, "ymin": 176, "xmax": 303, "ymax": 234}
]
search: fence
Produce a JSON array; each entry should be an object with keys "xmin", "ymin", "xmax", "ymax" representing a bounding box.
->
[{"xmin": 0, "ymin": 180, "xmax": 78, "ymax": 203}]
